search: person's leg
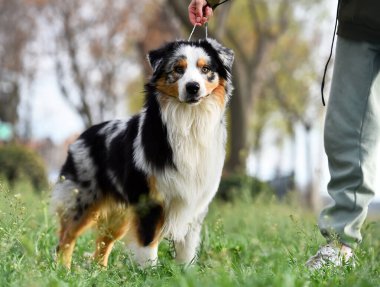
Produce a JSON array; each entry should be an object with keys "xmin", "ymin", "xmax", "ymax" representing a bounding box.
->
[{"xmin": 320, "ymin": 37, "xmax": 380, "ymax": 248}]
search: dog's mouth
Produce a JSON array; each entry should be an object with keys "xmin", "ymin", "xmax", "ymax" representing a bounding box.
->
[
  {"xmin": 186, "ymin": 98, "xmax": 200, "ymax": 104},
  {"xmin": 185, "ymin": 94, "xmax": 210, "ymax": 105}
]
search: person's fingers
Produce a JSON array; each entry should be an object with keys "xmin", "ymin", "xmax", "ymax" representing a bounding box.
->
[
  {"xmin": 188, "ymin": 0, "xmax": 213, "ymax": 26},
  {"xmin": 188, "ymin": 0, "xmax": 205, "ymax": 25},
  {"xmin": 204, "ymin": 6, "xmax": 213, "ymax": 18},
  {"xmin": 188, "ymin": 7, "xmax": 199, "ymax": 25},
  {"xmin": 189, "ymin": 12, "xmax": 197, "ymax": 25},
  {"xmin": 195, "ymin": 0, "xmax": 204, "ymax": 23}
]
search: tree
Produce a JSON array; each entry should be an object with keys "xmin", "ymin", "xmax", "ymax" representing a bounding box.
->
[
  {"xmin": 41, "ymin": 0, "xmax": 152, "ymax": 128},
  {"xmin": 126, "ymin": 3, "xmax": 182, "ymax": 114},
  {"xmin": 269, "ymin": 34, "xmax": 323, "ymax": 210},
  {"xmin": 0, "ymin": 0, "xmax": 38, "ymax": 137},
  {"xmin": 166, "ymin": 0, "xmax": 321, "ymax": 174},
  {"xmin": 249, "ymin": 21, "xmax": 324, "ymax": 209}
]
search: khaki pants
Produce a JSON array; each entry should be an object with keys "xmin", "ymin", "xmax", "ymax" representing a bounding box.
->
[{"xmin": 319, "ymin": 36, "xmax": 380, "ymax": 249}]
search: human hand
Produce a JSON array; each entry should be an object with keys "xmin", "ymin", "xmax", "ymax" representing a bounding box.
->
[{"xmin": 188, "ymin": 0, "xmax": 213, "ymax": 26}]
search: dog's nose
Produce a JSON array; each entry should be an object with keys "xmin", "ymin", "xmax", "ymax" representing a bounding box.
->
[{"xmin": 186, "ymin": 82, "xmax": 200, "ymax": 95}]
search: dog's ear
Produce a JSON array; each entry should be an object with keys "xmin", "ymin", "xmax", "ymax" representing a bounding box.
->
[
  {"xmin": 206, "ymin": 38, "xmax": 234, "ymax": 70},
  {"xmin": 147, "ymin": 48, "xmax": 164, "ymax": 73},
  {"xmin": 147, "ymin": 43, "xmax": 172, "ymax": 73}
]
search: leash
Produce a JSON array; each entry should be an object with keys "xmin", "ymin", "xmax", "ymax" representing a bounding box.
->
[
  {"xmin": 321, "ymin": 0, "xmax": 341, "ymax": 106},
  {"xmin": 188, "ymin": 23, "xmax": 209, "ymax": 41},
  {"xmin": 188, "ymin": 0, "xmax": 232, "ymax": 41}
]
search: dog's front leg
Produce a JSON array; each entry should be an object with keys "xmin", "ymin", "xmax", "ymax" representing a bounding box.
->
[
  {"xmin": 127, "ymin": 241, "xmax": 159, "ymax": 268},
  {"xmin": 126, "ymin": 200, "xmax": 164, "ymax": 268},
  {"xmin": 174, "ymin": 211, "xmax": 207, "ymax": 265}
]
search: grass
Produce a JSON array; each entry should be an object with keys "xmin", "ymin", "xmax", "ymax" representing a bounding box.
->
[{"xmin": 0, "ymin": 181, "xmax": 380, "ymax": 287}]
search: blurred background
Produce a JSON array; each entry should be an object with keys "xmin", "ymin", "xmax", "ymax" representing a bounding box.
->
[{"xmin": 1, "ymin": 0, "xmax": 379, "ymax": 212}]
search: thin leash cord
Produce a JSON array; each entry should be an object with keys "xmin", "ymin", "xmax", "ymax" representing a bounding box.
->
[
  {"xmin": 188, "ymin": 24, "xmax": 197, "ymax": 41},
  {"xmin": 188, "ymin": 0, "xmax": 232, "ymax": 41},
  {"xmin": 321, "ymin": 0, "xmax": 341, "ymax": 106},
  {"xmin": 188, "ymin": 23, "xmax": 208, "ymax": 41}
]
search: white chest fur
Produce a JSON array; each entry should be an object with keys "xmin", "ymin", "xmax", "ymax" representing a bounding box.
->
[{"xmin": 157, "ymin": 98, "xmax": 226, "ymax": 241}]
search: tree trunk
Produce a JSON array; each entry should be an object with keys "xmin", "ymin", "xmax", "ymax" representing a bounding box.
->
[
  {"xmin": 304, "ymin": 124, "xmax": 321, "ymax": 211},
  {"xmin": 224, "ymin": 64, "xmax": 248, "ymax": 174}
]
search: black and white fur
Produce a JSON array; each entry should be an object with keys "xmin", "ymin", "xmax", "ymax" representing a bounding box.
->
[{"xmin": 51, "ymin": 38, "xmax": 234, "ymax": 269}]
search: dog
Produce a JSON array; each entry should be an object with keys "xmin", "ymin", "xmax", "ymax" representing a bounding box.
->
[{"xmin": 51, "ymin": 38, "xmax": 234, "ymax": 269}]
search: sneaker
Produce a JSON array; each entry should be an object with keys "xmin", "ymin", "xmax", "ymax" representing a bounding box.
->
[{"xmin": 305, "ymin": 244, "xmax": 353, "ymax": 270}]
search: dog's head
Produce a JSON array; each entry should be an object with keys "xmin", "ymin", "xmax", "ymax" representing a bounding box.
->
[{"xmin": 147, "ymin": 39, "xmax": 234, "ymax": 106}]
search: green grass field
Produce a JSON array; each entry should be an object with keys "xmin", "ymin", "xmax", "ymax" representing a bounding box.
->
[{"xmin": 1, "ymin": 181, "xmax": 379, "ymax": 287}]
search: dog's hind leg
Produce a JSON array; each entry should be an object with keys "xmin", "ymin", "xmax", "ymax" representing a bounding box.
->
[
  {"xmin": 57, "ymin": 206, "xmax": 99, "ymax": 269},
  {"xmin": 94, "ymin": 204, "xmax": 131, "ymax": 267}
]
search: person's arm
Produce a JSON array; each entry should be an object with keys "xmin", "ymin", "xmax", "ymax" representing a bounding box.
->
[{"xmin": 188, "ymin": 0, "xmax": 213, "ymax": 26}]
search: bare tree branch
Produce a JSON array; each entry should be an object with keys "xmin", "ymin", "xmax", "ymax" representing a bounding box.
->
[
  {"xmin": 43, "ymin": 0, "xmax": 145, "ymax": 127},
  {"xmin": 225, "ymin": 28, "xmax": 249, "ymax": 65},
  {"xmin": 60, "ymin": 8, "xmax": 92, "ymax": 126},
  {"xmin": 214, "ymin": 4, "xmax": 233, "ymax": 39},
  {"xmin": 248, "ymin": 1, "xmax": 262, "ymax": 36},
  {"xmin": 166, "ymin": 0, "xmax": 193, "ymax": 33}
]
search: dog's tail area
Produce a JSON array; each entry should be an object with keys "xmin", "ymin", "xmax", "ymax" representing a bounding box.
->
[{"xmin": 50, "ymin": 178, "xmax": 81, "ymax": 219}]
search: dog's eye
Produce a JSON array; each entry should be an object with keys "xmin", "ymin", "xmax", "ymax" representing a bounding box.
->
[
  {"xmin": 201, "ymin": 66, "xmax": 210, "ymax": 74},
  {"xmin": 174, "ymin": 66, "xmax": 185, "ymax": 74}
]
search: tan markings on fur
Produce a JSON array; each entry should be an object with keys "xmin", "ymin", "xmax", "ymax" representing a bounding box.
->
[
  {"xmin": 127, "ymin": 203, "xmax": 164, "ymax": 248},
  {"xmin": 155, "ymin": 58, "xmax": 186, "ymax": 98},
  {"xmin": 176, "ymin": 58, "xmax": 188, "ymax": 70},
  {"xmin": 156, "ymin": 77, "xmax": 179, "ymax": 98},
  {"xmin": 122, "ymin": 213, "xmax": 141, "ymax": 255},
  {"xmin": 205, "ymin": 79, "xmax": 219, "ymax": 95},
  {"xmin": 211, "ymin": 79, "xmax": 226, "ymax": 107},
  {"xmin": 56, "ymin": 196, "xmax": 132, "ymax": 268},
  {"xmin": 57, "ymin": 203, "xmax": 101, "ymax": 269},
  {"xmin": 197, "ymin": 58, "xmax": 207, "ymax": 68},
  {"xmin": 148, "ymin": 176, "xmax": 157, "ymax": 196},
  {"xmin": 157, "ymin": 94, "xmax": 171, "ymax": 109},
  {"xmin": 94, "ymin": 198, "xmax": 132, "ymax": 267},
  {"xmin": 150, "ymin": 208, "xmax": 165, "ymax": 248},
  {"xmin": 149, "ymin": 176, "xmax": 163, "ymax": 203}
]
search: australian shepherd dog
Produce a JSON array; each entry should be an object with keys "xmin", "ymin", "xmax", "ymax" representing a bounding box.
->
[{"xmin": 51, "ymin": 38, "xmax": 234, "ymax": 269}]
